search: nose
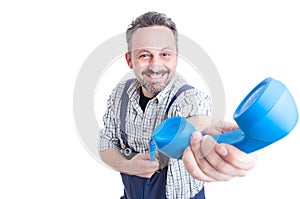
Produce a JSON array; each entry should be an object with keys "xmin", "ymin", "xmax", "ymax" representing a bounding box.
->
[{"xmin": 149, "ymin": 55, "xmax": 162, "ymax": 71}]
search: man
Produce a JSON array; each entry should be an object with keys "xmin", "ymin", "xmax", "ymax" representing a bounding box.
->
[{"xmin": 99, "ymin": 11, "xmax": 257, "ymax": 199}]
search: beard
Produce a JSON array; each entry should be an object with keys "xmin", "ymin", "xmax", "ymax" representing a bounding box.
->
[
  {"xmin": 140, "ymin": 79, "xmax": 166, "ymax": 95},
  {"xmin": 139, "ymin": 68, "xmax": 173, "ymax": 95}
]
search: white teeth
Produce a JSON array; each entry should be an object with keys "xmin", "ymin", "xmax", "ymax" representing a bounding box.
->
[{"xmin": 149, "ymin": 74, "xmax": 163, "ymax": 79}]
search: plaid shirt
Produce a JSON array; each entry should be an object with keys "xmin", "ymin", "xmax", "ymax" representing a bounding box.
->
[{"xmin": 99, "ymin": 73, "xmax": 212, "ymax": 198}]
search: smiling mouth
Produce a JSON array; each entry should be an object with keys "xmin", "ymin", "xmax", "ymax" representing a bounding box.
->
[
  {"xmin": 143, "ymin": 72, "xmax": 169, "ymax": 82},
  {"xmin": 147, "ymin": 73, "xmax": 164, "ymax": 79}
]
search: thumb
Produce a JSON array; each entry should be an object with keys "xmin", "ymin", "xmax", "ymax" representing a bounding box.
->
[{"xmin": 134, "ymin": 152, "xmax": 151, "ymax": 160}]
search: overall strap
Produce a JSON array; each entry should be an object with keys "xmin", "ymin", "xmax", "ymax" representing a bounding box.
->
[
  {"xmin": 120, "ymin": 78, "xmax": 135, "ymax": 148},
  {"xmin": 165, "ymin": 85, "xmax": 194, "ymax": 119}
]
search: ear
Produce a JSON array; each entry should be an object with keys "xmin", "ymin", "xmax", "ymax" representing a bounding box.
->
[{"xmin": 125, "ymin": 53, "xmax": 133, "ymax": 69}]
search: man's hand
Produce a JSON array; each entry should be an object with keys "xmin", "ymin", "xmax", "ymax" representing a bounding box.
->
[
  {"xmin": 100, "ymin": 148, "xmax": 159, "ymax": 178},
  {"xmin": 125, "ymin": 153, "xmax": 159, "ymax": 178},
  {"xmin": 182, "ymin": 130, "xmax": 257, "ymax": 182}
]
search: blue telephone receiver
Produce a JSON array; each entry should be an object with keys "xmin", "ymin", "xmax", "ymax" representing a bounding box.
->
[
  {"xmin": 213, "ymin": 77, "xmax": 298, "ymax": 153},
  {"xmin": 150, "ymin": 77, "xmax": 298, "ymax": 161}
]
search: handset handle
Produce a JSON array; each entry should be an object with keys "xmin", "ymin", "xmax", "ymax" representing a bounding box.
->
[{"xmin": 212, "ymin": 129, "xmax": 272, "ymax": 153}]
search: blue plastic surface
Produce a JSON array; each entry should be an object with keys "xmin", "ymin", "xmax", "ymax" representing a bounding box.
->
[
  {"xmin": 149, "ymin": 138, "xmax": 156, "ymax": 162},
  {"xmin": 151, "ymin": 116, "xmax": 195, "ymax": 159},
  {"xmin": 212, "ymin": 129, "xmax": 272, "ymax": 153},
  {"xmin": 150, "ymin": 77, "xmax": 298, "ymax": 159}
]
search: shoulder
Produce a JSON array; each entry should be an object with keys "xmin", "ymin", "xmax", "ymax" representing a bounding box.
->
[
  {"xmin": 168, "ymin": 74, "xmax": 212, "ymax": 117},
  {"xmin": 175, "ymin": 86, "xmax": 211, "ymax": 106},
  {"xmin": 111, "ymin": 78, "xmax": 136, "ymax": 95},
  {"xmin": 106, "ymin": 79, "xmax": 133, "ymax": 104},
  {"xmin": 172, "ymin": 74, "xmax": 210, "ymax": 101}
]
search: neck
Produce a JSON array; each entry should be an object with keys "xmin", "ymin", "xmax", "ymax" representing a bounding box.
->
[{"xmin": 141, "ymin": 87, "xmax": 156, "ymax": 98}]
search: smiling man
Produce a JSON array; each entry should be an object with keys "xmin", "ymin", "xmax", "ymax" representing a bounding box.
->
[
  {"xmin": 126, "ymin": 25, "xmax": 177, "ymax": 97},
  {"xmin": 99, "ymin": 11, "xmax": 256, "ymax": 199}
]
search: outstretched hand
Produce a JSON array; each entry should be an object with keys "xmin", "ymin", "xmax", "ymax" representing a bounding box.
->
[{"xmin": 182, "ymin": 129, "xmax": 257, "ymax": 182}]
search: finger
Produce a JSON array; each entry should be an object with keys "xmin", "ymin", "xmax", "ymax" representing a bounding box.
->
[
  {"xmin": 195, "ymin": 155, "xmax": 235, "ymax": 181},
  {"xmin": 195, "ymin": 136, "xmax": 239, "ymax": 181},
  {"xmin": 202, "ymin": 123, "xmax": 223, "ymax": 135},
  {"xmin": 137, "ymin": 153, "xmax": 152, "ymax": 160},
  {"xmin": 145, "ymin": 159, "xmax": 159, "ymax": 171},
  {"xmin": 190, "ymin": 132, "xmax": 229, "ymax": 180},
  {"xmin": 132, "ymin": 153, "xmax": 159, "ymax": 171},
  {"xmin": 220, "ymin": 121, "xmax": 239, "ymax": 132},
  {"xmin": 189, "ymin": 131, "xmax": 204, "ymax": 158},
  {"xmin": 137, "ymin": 153, "xmax": 160, "ymax": 165},
  {"xmin": 189, "ymin": 134, "xmax": 239, "ymax": 181},
  {"xmin": 216, "ymin": 144, "xmax": 258, "ymax": 170},
  {"xmin": 202, "ymin": 136, "xmax": 247, "ymax": 177},
  {"xmin": 188, "ymin": 133, "xmax": 232, "ymax": 181},
  {"xmin": 202, "ymin": 125, "xmax": 218, "ymax": 135},
  {"xmin": 182, "ymin": 146, "xmax": 215, "ymax": 182}
]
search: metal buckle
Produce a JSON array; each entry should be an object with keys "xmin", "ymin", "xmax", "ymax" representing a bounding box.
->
[
  {"xmin": 120, "ymin": 147, "xmax": 135, "ymax": 160},
  {"xmin": 123, "ymin": 148, "xmax": 132, "ymax": 157}
]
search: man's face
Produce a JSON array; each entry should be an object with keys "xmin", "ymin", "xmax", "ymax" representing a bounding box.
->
[{"xmin": 126, "ymin": 25, "xmax": 178, "ymax": 98}]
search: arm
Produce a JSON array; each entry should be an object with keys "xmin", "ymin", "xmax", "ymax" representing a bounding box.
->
[
  {"xmin": 100, "ymin": 148, "xmax": 128, "ymax": 172},
  {"xmin": 187, "ymin": 115, "xmax": 239, "ymax": 135},
  {"xmin": 100, "ymin": 149, "xmax": 159, "ymax": 178},
  {"xmin": 187, "ymin": 115, "xmax": 212, "ymax": 132}
]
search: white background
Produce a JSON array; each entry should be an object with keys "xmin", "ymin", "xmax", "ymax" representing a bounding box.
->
[{"xmin": 1, "ymin": 0, "xmax": 300, "ymax": 198}]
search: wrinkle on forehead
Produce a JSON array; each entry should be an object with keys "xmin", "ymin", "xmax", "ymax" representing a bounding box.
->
[{"xmin": 131, "ymin": 26, "xmax": 177, "ymax": 52}]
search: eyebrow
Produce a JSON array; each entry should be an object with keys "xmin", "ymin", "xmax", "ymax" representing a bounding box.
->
[{"xmin": 132, "ymin": 47, "xmax": 176, "ymax": 54}]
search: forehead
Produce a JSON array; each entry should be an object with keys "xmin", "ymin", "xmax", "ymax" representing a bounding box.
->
[{"xmin": 131, "ymin": 25, "xmax": 176, "ymax": 52}]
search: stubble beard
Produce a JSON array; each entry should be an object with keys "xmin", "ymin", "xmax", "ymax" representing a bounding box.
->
[{"xmin": 139, "ymin": 71, "xmax": 173, "ymax": 95}]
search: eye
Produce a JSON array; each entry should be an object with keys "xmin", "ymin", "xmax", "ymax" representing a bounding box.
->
[
  {"xmin": 161, "ymin": 52, "xmax": 171, "ymax": 57},
  {"xmin": 139, "ymin": 53, "xmax": 151, "ymax": 58}
]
